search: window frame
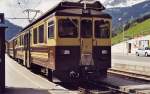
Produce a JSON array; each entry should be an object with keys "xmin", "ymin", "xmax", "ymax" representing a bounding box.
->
[
  {"xmin": 33, "ymin": 28, "xmax": 38, "ymax": 44},
  {"xmin": 38, "ymin": 24, "xmax": 44, "ymax": 43},
  {"xmin": 58, "ymin": 18, "xmax": 79, "ymax": 38},
  {"xmin": 19, "ymin": 36, "xmax": 22, "ymax": 46},
  {"xmin": 94, "ymin": 19, "xmax": 111, "ymax": 39},
  {"xmin": 48, "ymin": 21, "xmax": 54, "ymax": 39},
  {"xmin": 80, "ymin": 19, "xmax": 93, "ymax": 38}
]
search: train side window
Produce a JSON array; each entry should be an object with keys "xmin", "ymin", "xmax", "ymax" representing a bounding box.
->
[
  {"xmin": 15, "ymin": 40, "xmax": 17, "ymax": 46},
  {"xmin": 95, "ymin": 20, "xmax": 110, "ymax": 38},
  {"xmin": 33, "ymin": 28, "xmax": 37, "ymax": 44},
  {"xmin": 19, "ymin": 35, "xmax": 23, "ymax": 46},
  {"xmin": 48, "ymin": 21, "xmax": 54, "ymax": 38},
  {"xmin": 17, "ymin": 38, "xmax": 19, "ymax": 46},
  {"xmin": 20, "ymin": 36, "xmax": 22, "ymax": 46},
  {"xmin": 38, "ymin": 25, "xmax": 44, "ymax": 43},
  {"xmin": 22, "ymin": 35, "xmax": 24, "ymax": 45},
  {"xmin": 24, "ymin": 34, "xmax": 27, "ymax": 46}
]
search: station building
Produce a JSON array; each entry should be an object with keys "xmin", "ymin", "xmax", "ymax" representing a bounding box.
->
[{"xmin": 126, "ymin": 35, "xmax": 150, "ymax": 54}]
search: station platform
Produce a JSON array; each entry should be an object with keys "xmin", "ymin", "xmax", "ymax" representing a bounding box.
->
[
  {"xmin": 112, "ymin": 54, "xmax": 150, "ymax": 77},
  {"xmin": 102, "ymin": 44, "xmax": 150, "ymax": 93},
  {"xmin": 120, "ymin": 84, "xmax": 150, "ymax": 94},
  {"xmin": 5, "ymin": 55, "xmax": 77, "ymax": 94},
  {"xmin": 100, "ymin": 74, "xmax": 150, "ymax": 93},
  {"xmin": 112, "ymin": 42, "xmax": 150, "ymax": 77}
]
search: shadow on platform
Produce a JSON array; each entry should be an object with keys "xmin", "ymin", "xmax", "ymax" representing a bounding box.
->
[{"xmin": 4, "ymin": 87, "xmax": 50, "ymax": 94}]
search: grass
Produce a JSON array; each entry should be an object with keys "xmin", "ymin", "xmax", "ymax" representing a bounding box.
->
[{"xmin": 112, "ymin": 18, "xmax": 150, "ymax": 45}]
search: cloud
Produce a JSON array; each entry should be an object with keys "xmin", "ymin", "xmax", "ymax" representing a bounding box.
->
[
  {"xmin": 36, "ymin": 0, "xmax": 61, "ymax": 13},
  {"xmin": 0, "ymin": 0, "xmax": 29, "ymax": 27}
]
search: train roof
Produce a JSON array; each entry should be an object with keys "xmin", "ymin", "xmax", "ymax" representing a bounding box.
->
[{"xmin": 21, "ymin": 1, "xmax": 106, "ymax": 31}]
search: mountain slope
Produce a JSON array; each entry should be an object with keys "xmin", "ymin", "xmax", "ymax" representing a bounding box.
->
[
  {"xmin": 104, "ymin": 0, "xmax": 149, "ymax": 8},
  {"xmin": 5, "ymin": 20, "xmax": 22, "ymax": 40},
  {"xmin": 105, "ymin": 0, "xmax": 150, "ymax": 34},
  {"xmin": 112, "ymin": 18, "xmax": 150, "ymax": 45}
]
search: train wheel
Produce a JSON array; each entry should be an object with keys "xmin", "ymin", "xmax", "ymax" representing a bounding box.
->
[
  {"xmin": 30, "ymin": 63, "xmax": 41, "ymax": 74},
  {"xmin": 47, "ymin": 69, "xmax": 53, "ymax": 82},
  {"xmin": 99, "ymin": 69, "xmax": 107, "ymax": 79},
  {"xmin": 18, "ymin": 59, "xmax": 23, "ymax": 65}
]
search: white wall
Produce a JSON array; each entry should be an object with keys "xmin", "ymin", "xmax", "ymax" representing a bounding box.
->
[{"xmin": 112, "ymin": 35, "xmax": 150, "ymax": 55}]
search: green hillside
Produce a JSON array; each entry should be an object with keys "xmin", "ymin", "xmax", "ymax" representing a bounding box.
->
[{"xmin": 112, "ymin": 18, "xmax": 150, "ymax": 45}]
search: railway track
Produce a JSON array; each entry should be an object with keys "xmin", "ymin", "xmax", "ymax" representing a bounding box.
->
[
  {"xmin": 28, "ymin": 66, "xmax": 150, "ymax": 94},
  {"xmin": 54, "ymin": 80, "xmax": 127, "ymax": 94},
  {"xmin": 107, "ymin": 69, "xmax": 150, "ymax": 94},
  {"xmin": 108, "ymin": 68, "xmax": 150, "ymax": 81},
  {"xmin": 76, "ymin": 68, "xmax": 150, "ymax": 94},
  {"xmin": 52, "ymin": 68, "xmax": 150, "ymax": 94},
  {"xmin": 77, "ymin": 81, "xmax": 127, "ymax": 94}
]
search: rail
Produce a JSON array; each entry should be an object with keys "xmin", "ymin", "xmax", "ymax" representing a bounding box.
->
[{"xmin": 108, "ymin": 68, "xmax": 150, "ymax": 81}]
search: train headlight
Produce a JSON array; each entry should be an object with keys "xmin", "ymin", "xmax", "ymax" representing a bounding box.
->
[
  {"xmin": 63, "ymin": 50, "xmax": 70, "ymax": 55},
  {"xmin": 102, "ymin": 50, "xmax": 108, "ymax": 55}
]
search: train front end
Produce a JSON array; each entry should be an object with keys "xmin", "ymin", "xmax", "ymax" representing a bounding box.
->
[
  {"xmin": 79, "ymin": 17, "xmax": 111, "ymax": 80},
  {"xmin": 54, "ymin": 1, "xmax": 112, "ymax": 81}
]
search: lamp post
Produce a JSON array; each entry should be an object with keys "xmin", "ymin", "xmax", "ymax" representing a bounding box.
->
[{"xmin": 118, "ymin": 18, "xmax": 125, "ymax": 55}]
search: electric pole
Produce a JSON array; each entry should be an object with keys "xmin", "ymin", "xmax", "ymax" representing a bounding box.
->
[
  {"xmin": 23, "ymin": 9, "xmax": 42, "ymax": 23},
  {"xmin": 17, "ymin": 0, "xmax": 42, "ymax": 23}
]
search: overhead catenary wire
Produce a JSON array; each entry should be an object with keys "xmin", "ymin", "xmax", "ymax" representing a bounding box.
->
[{"xmin": 16, "ymin": 0, "xmax": 42, "ymax": 23}]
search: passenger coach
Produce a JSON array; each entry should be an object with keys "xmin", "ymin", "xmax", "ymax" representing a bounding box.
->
[{"xmin": 7, "ymin": 1, "xmax": 112, "ymax": 82}]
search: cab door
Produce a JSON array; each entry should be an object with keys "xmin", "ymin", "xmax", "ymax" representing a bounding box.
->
[{"xmin": 80, "ymin": 18, "xmax": 94, "ymax": 65}]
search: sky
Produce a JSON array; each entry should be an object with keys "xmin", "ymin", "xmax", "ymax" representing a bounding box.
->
[{"xmin": 0, "ymin": 0, "xmax": 106, "ymax": 27}]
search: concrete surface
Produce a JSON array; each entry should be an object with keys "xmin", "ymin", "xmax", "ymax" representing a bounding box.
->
[
  {"xmin": 5, "ymin": 55, "xmax": 77, "ymax": 94},
  {"xmin": 112, "ymin": 40, "xmax": 150, "ymax": 76}
]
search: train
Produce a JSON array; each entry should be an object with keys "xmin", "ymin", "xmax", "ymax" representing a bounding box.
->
[{"xmin": 6, "ymin": 1, "xmax": 112, "ymax": 82}]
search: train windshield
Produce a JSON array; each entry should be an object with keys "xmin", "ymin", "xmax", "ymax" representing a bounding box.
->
[
  {"xmin": 95, "ymin": 20, "xmax": 110, "ymax": 38},
  {"xmin": 81, "ymin": 20, "xmax": 92, "ymax": 38},
  {"xmin": 58, "ymin": 19, "xmax": 78, "ymax": 38}
]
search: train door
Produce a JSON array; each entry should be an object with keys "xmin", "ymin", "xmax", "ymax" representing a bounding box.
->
[
  {"xmin": 13, "ymin": 40, "xmax": 17, "ymax": 59},
  {"xmin": 24, "ymin": 32, "xmax": 31, "ymax": 68},
  {"xmin": 80, "ymin": 18, "xmax": 94, "ymax": 66}
]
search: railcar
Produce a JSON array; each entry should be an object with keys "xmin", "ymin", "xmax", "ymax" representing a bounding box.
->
[{"xmin": 7, "ymin": 1, "xmax": 112, "ymax": 82}]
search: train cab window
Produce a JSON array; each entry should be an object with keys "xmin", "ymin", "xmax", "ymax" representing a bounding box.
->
[
  {"xmin": 39, "ymin": 25, "xmax": 44, "ymax": 43},
  {"xmin": 33, "ymin": 28, "xmax": 37, "ymax": 44},
  {"xmin": 81, "ymin": 19, "xmax": 92, "ymax": 38},
  {"xmin": 58, "ymin": 19, "xmax": 78, "ymax": 38},
  {"xmin": 95, "ymin": 20, "xmax": 110, "ymax": 38},
  {"xmin": 48, "ymin": 21, "xmax": 54, "ymax": 38}
]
